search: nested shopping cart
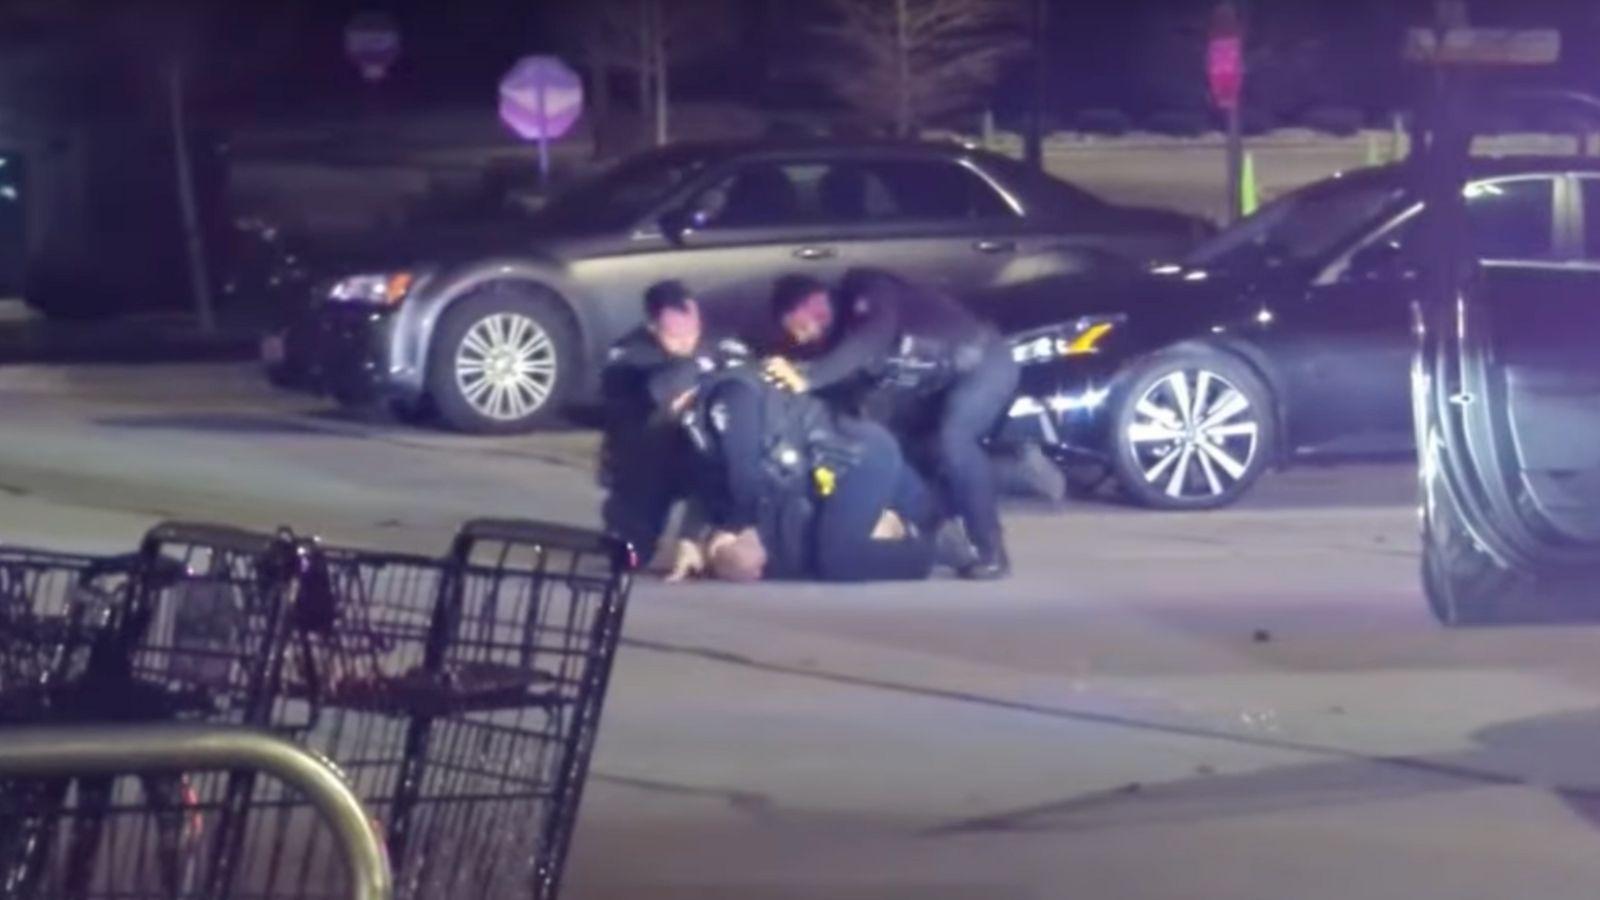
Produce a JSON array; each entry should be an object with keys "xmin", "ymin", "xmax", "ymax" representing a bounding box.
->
[{"xmin": 0, "ymin": 518, "xmax": 634, "ymax": 900}]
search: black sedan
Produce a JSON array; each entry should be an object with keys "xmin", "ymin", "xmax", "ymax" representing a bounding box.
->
[
  {"xmin": 995, "ymin": 157, "xmax": 1588, "ymax": 510},
  {"xmin": 267, "ymin": 138, "xmax": 1209, "ymax": 433}
]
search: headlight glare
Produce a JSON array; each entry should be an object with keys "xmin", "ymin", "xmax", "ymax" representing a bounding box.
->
[
  {"xmin": 1009, "ymin": 316, "xmax": 1122, "ymax": 365},
  {"xmin": 328, "ymin": 272, "xmax": 414, "ymax": 306}
]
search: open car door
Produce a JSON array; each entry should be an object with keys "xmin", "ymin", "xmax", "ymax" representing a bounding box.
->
[{"xmin": 1408, "ymin": 31, "xmax": 1600, "ymax": 623}]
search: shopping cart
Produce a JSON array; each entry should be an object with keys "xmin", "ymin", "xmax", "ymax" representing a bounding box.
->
[
  {"xmin": 274, "ymin": 519, "xmax": 633, "ymax": 900},
  {"xmin": 0, "ymin": 517, "xmax": 634, "ymax": 900}
]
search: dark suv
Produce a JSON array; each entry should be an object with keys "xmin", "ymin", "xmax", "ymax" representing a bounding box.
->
[{"xmin": 267, "ymin": 139, "xmax": 1208, "ymax": 432}]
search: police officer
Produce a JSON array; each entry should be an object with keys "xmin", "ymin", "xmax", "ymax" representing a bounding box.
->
[
  {"xmin": 765, "ymin": 268, "xmax": 1020, "ymax": 580},
  {"xmin": 598, "ymin": 280, "xmax": 747, "ymax": 566},
  {"xmin": 667, "ymin": 364, "xmax": 941, "ymax": 583}
]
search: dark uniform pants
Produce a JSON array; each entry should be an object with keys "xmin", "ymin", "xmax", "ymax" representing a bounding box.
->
[{"xmin": 933, "ymin": 342, "xmax": 1020, "ymax": 558}]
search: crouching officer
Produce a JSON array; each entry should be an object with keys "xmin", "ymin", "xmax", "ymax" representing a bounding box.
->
[
  {"xmin": 765, "ymin": 268, "xmax": 1020, "ymax": 580},
  {"xmin": 664, "ymin": 363, "xmax": 940, "ymax": 583},
  {"xmin": 598, "ymin": 280, "xmax": 748, "ymax": 566}
]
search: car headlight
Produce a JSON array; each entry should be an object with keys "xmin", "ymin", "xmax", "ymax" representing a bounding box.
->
[
  {"xmin": 1009, "ymin": 316, "xmax": 1124, "ymax": 365},
  {"xmin": 327, "ymin": 271, "xmax": 414, "ymax": 306}
]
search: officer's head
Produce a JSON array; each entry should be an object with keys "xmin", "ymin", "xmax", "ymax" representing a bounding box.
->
[
  {"xmin": 771, "ymin": 274, "xmax": 832, "ymax": 346},
  {"xmin": 644, "ymin": 279, "xmax": 701, "ymax": 358}
]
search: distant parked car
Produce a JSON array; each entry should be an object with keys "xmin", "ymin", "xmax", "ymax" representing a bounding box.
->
[
  {"xmin": 995, "ymin": 158, "xmax": 1589, "ymax": 510},
  {"xmin": 267, "ymin": 139, "xmax": 1211, "ymax": 433}
]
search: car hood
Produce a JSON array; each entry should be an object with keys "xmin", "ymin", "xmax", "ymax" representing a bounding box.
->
[{"xmin": 979, "ymin": 264, "xmax": 1258, "ymax": 336}]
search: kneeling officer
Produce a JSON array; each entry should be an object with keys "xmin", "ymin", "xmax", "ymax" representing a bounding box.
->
[{"xmin": 765, "ymin": 269, "xmax": 1019, "ymax": 580}]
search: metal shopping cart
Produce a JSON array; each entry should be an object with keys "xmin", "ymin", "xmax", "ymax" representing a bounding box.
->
[{"xmin": 0, "ymin": 518, "xmax": 634, "ymax": 900}]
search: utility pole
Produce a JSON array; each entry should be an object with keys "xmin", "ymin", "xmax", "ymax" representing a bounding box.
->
[
  {"xmin": 1207, "ymin": 2, "xmax": 1246, "ymax": 223},
  {"xmin": 652, "ymin": 0, "xmax": 668, "ymax": 145},
  {"xmin": 168, "ymin": 62, "xmax": 214, "ymax": 335},
  {"xmin": 1024, "ymin": 0, "xmax": 1046, "ymax": 170}
]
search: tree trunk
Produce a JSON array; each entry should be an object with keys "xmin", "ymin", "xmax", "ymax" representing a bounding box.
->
[
  {"xmin": 894, "ymin": 0, "xmax": 911, "ymax": 137},
  {"xmin": 168, "ymin": 62, "xmax": 214, "ymax": 334},
  {"xmin": 653, "ymin": 0, "xmax": 668, "ymax": 146}
]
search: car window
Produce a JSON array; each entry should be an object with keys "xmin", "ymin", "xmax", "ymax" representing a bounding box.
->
[
  {"xmin": 981, "ymin": 154, "xmax": 1107, "ymax": 216},
  {"xmin": 1580, "ymin": 178, "xmax": 1600, "ymax": 259},
  {"xmin": 532, "ymin": 148, "xmax": 716, "ymax": 232},
  {"xmin": 1338, "ymin": 177, "xmax": 1560, "ymax": 281},
  {"xmin": 864, "ymin": 159, "xmax": 1014, "ymax": 221},
  {"xmin": 1464, "ymin": 178, "xmax": 1555, "ymax": 260},
  {"xmin": 688, "ymin": 158, "xmax": 1013, "ymax": 231}
]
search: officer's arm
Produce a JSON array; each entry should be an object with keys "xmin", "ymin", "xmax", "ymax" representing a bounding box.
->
[{"xmin": 796, "ymin": 292, "xmax": 899, "ymax": 390}]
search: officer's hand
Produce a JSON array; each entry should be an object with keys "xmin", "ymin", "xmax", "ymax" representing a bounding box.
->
[
  {"xmin": 762, "ymin": 357, "xmax": 808, "ymax": 393},
  {"xmin": 664, "ymin": 539, "xmax": 705, "ymax": 583},
  {"xmin": 669, "ymin": 388, "xmax": 697, "ymax": 414}
]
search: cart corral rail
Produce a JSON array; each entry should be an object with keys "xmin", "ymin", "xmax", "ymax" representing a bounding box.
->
[{"xmin": 0, "ymin": 724, "xmax": 392, "ymax": 900}]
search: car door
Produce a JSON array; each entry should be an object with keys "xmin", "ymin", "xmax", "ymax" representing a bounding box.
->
[
  {"xmin": 1273, "ymin": 174, "xmax": 1563, "ymax": 455},
  {"xmin": 575, "ymin": 153, "xmax": 1028, "ymax": 342},
  {"xmin": 1477, "ymin": 174, "xmax": 1600, "ymax": 547},
  {"xmin": 1436, "ymin": 179, "xmax": 1600, "ymax": 566},
  {"xmin": 570, "ymin": 158, "xmax": 854, "ymax": 346},
  {"xmin": 820, "ymin": 155, "xmax": 1026, "ymax": 301}
]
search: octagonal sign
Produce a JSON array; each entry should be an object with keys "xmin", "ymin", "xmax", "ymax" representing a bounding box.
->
[{"xmin": 499, "ymin": 56, "xmax": 584, "ymax": 142}]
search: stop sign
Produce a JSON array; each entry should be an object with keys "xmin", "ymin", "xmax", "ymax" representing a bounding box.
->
[
  {"xmin": 1207, "ymin": 4, "xmax": 1244, "ymax": 111},
  {"xmin": 345, "ymin": 12, "xmax": 401, "ymax": 83},
  {"xmin": 499, "ymin": 56, "xmax": 585, "ymax": 142}
]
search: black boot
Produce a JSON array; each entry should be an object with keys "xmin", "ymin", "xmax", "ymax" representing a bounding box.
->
[
  {"xmin": 961, "ymin": 545, "xmax": 1011, "ymax": 581},
  {"xmin": 932, "ymin": 519, "xmax": 980, "ymax": 573}
]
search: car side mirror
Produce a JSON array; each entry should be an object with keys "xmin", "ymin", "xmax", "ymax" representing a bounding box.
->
[{"xmin": 1348, "ymin": 240, "xmax": 1417, "ymax": 283}]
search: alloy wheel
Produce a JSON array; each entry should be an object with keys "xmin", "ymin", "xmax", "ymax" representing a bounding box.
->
[
  {"xmin": 454, "ymin": 312, "xmax": 558, "ymax": 422},
  {"xmin": 1125, "ymin": 368, "xmax": 1262, "ymax": 501}
]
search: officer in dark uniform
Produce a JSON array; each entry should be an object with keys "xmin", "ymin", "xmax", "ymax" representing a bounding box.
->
[
  {"xmin": 764, "ymin": 268, "xmax": 1020, "ymax": 580},
  {"xmin": 666, "ymin": 363, "xmax": 941, "ymax": 583},
  {"xmin": 598, "ymin": 280, "xmax": 748, "ymax": 565}
]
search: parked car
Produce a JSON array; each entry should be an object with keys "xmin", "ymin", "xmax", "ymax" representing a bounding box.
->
[
  {"xmin": 994, "ymin": 157, "xmax": 1589, "ymax": 510},
  {"xmin": 267, "ymin": 139, "xmax": 1211, "ymax": 432}
]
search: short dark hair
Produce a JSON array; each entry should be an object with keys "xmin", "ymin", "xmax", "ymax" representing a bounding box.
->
[
  {"xmin": 644, "ymin": 280, "xmax": 695, "ymax": 320},
  {"xmin": 770, "ymin": 273, "xmax": 828, "ymax": 319}
]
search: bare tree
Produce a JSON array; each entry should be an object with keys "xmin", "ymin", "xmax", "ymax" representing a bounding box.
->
[
  {"xmin": 567, "ymin": 0, "xmax": 733, "ymax": 149},
  {"xmin": 811, "ymin": 0, "xmax": 1026, "ymax": 137}
]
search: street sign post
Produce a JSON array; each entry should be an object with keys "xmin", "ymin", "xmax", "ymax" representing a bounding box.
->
[
  {"xmin": 499, "ymin": 56, "xmax": 585, "ymax": 186},
  {"xmin": 1208, "ymin": 3, "xmax": 1245, "ymax": 223},
  {"xmin": 344, "ymin": 12, "xmax": 402, "ymax": 83}
]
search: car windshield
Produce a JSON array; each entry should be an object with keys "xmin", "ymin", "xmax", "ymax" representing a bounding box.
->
[
  {"xmin": 532, "ymin": 148, "xmax": 719, "ymax": 232},
  {"xmin": 1185, "ymin": 177, "xmax": 1405, "ymax": 271}
]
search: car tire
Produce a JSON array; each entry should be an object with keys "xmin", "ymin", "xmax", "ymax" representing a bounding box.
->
[
  {"xmin": 388, "ymin": 397, "xmax": 436, "ymax": 427},
  {"xmin": 428, "ymin": 287, "xmax": 577, "ymax": 434},
  {"xmin": 1421, "ymin": 479, "xmax": 1521, "ymax": 627},
  {"xmin": 1108, "ymin": 347, "xmax": 1274, "ymax": 510}
]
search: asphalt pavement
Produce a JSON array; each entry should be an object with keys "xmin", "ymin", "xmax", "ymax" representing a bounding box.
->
[{"xmin": 4, "ymin": 362, "xmax": 1600, "ymax": 900}]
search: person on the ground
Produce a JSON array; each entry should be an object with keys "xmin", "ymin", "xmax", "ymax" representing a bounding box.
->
[
  {"xmin": 598, "ymin": 280, "xmax": 747, "ymax": 566},
  {"xmin": 763, "ymin": 269, "xmax": 1021, "ymax": 580},
  {"xmin": 659, "ymin": 365, "xmax": 944, "ymax": 583}
]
